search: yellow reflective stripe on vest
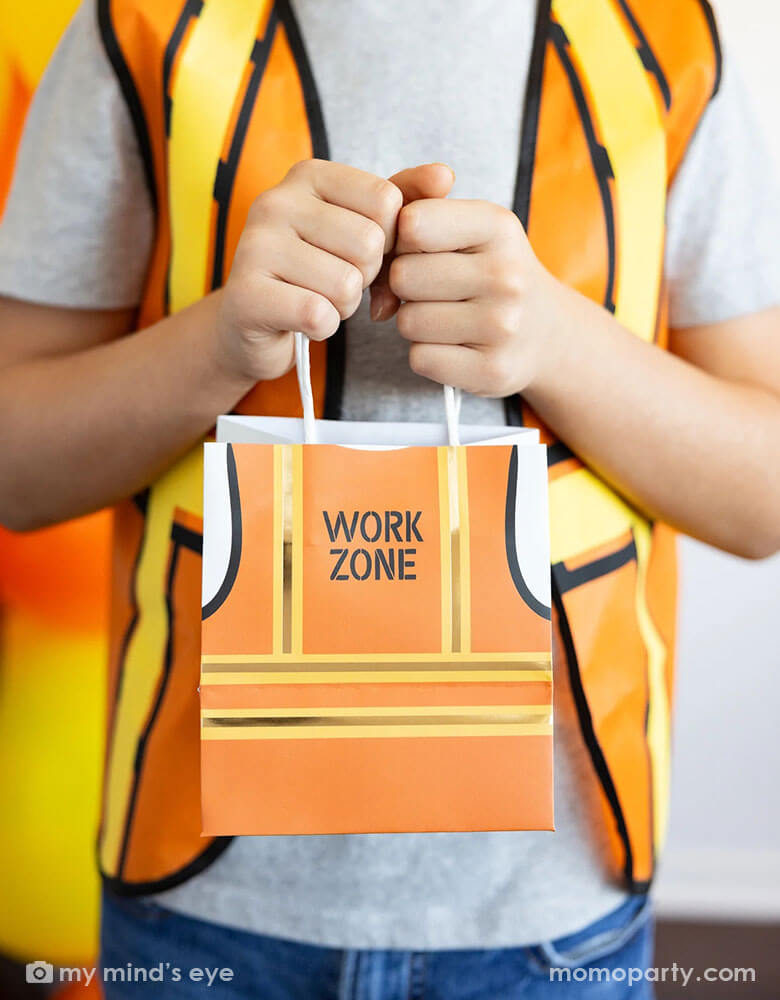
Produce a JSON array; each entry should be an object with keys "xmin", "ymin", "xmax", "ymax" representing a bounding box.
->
[
  {"xmin": 634, "ymin": 519, "xmax": 670, "ymax": 851},
  {"xmin": 100, "ymin": 447, "xmax": 203, "ymax": 873},
  {"xmin": 168, "ymin": 0, "xmax": 271, "ymax": 311},
  {"xmin": 553, "ymin": 0, "xmax": 665, "ymax": 342},
  {"xmin": 102, "ymin": 0, "xmax": 273, "ymax": 876},
  {"xmin": 548, "ymin": 469, "xmax": 635, "ymax": 566},
  {"xmin": 551, "ymin": 0, "xmax": 670, "ymax": 853}
]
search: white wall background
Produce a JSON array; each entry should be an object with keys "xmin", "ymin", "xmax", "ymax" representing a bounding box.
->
[{"xmin": 654, "ymin": 0, "xmax": 780, "ymax": 922}]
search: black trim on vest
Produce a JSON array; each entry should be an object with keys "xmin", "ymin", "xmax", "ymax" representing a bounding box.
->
[
  {"xmin": 555, "ymin": 538, "xmax": 637, "ymax": 594},
  {"xmin": 103, "ymin": 835, "xmax": 233, "ymax": 898},
  {"xmin": 513, "ymin": 0, "xmax": 551, "ymax": 229},
  {"xmin": 210, "ymin": 11, "xmax": 280, "ymax": 290},
  {"xmin": 323, "ymin": 326, "xmax": 347, "ymax": 420},
  {"xmin": 695, "ymin": 0, "xmax": 722, "ymax": 99},
  {"xmin": 505, "ymin": 0, "xmax": 551, "ymax": 427},
  {"xmin": 550, "ymin": 22, "xmax": 617, "ymax": 316},
  {"xmin": 504, "ymin": 398, "xmax": 525, "ymax": 427},
  {"xmin": 276, "ymin": 0, "xmax": 344, "ymax": 419},
  {"xmin": 163, "ymin": 0, "xmax": 204, "ymax": 136},
  {"xmin": 546, "ymin": 442, "xmax": 574, "ymax": 467},
  {"xmin": 551, "ymin": 575, "xmax": 640, "ymax": 889},
  {"xmin": 171, "ymin": 521, "xmax": 203, "ymax": 554},
  {"xmin": 202, "ymin": 445, "xmax": 242, "ymax": 619},
  {"xmin": 277, "ymin": 0, "xmax": 329, "ymax": 160},
  {"xmin": 132, "ymin": 489, "xmax": 149, "ymax": 516},
  {"xmin": 617, "ymin": 1, "xmax": 672, "ymax": 111},
  {"xmin": 97, "ymin": 0, "xmax": 157, "ymax": 214}
]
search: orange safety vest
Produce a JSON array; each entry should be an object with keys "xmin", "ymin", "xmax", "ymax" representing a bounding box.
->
[{"xmin": 96, "ymin": 0, "xmax": 720, "ymax": 896}]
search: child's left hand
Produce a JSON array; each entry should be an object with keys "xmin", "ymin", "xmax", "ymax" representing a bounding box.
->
[{"xmin": 379, "ymin": 198, "xmax": 561, "ymax": 397}]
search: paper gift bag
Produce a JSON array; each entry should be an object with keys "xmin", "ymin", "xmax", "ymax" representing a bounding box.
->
[{"xmin": 200, "ymin": 337, "xmax": 553, "ymax": 835}]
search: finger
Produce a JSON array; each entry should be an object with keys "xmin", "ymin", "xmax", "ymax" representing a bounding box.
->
[
  {"xmin": 396, "ymin": 198, "xmax": 512, "ymax": 255},
  {"xmin": 269, "ymin": 233, "xmax": 364, "ymax": 320},
  {"xmin": 292, "ymin": 198, "xmax": 387, "ymax": 286},
  {"xmin": 369, "ymin": 255, "xmax": 396, "ymax": 322},
  {"xmin": 237, "ymin": 271, "xmax": 341, "ymax": 342},
  {"xmin": 396, "ymin": 301, "xmax": 504, "ymax": 347},
  {"xmin": 370, "ymin": 163, "xmax": 456, "ymax": 320},
  {"xmin": 388, "ymin": 162, "xmax": 456, "ymax": 205},
  {"xmin": 293, "ymin": 159, "xmax": 402, "ymax": 252},
  {"xmin": 408, "ymin": 343, "xmax": 494, "ymax": 395},
  {"xmin": 389, "ymin": 251, "xmax": 484, "ymax": 302}
]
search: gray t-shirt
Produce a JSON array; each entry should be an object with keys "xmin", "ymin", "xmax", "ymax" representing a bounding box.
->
[{"xmin": 1, "ymin": 0, "xmax": 778, "ymax": 951}]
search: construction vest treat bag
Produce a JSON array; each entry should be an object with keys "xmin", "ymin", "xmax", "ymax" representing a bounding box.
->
[{"xmin": 200, "ymin": 335, "xmax": 553, "ymax": 835}]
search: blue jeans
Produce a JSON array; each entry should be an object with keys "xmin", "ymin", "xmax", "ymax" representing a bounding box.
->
[{"xmin": 100, "ymin": 889, "xmax": 654, "ymax": 999}]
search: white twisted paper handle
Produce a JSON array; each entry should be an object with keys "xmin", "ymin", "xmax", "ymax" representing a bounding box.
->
[{"xmin": 294, "ymin": 331, "xmax": 462, "ymax": 447}]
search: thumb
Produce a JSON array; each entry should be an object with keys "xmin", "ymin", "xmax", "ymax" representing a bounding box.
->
[
  {"xmin": 388, "ymin": 162, "xmax": 455, "ymax": 205},
  {"xmin": 371, "ymin": 163, "xmax": 455, "ymax": 321}
]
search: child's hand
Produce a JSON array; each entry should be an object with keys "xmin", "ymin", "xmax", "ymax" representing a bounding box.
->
[
  {"xmin": 386, "ymin": 199, "xmax": 560, "ymax": 397},
  {"xmin": 216, "ymin": 160, "xmax": 453, "ymax": 384},
  {"xmin": 217, "ymin": 159, "xmax": 400, "ymax": 382}
]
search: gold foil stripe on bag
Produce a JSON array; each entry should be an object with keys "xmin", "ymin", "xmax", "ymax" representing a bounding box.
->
[
  {"xmin": 201, "ymin": 709, "xmax": 553, "ymax": 739},
  {"xmin": 456, "ymin": 446, "xmax": 472, "ymax": 652},
  {"xmin": 202, "ymin": 705, "xmax": 552, "ymax": 719},
  {"xmin": 202, "ymin": 652, "xmax": 552, "ymax": 664},
  {"xmin": 291, "ymin": 445, "xmax": 304, "ymax": 654},
  {"xmin": 437, "ymin": 445, "xmax": 472, "ymax": 655},
  {"xmin": 201, "ymin": 706, "xmax": 551, "ymax": 730},
  {"xmin": 272, "ymin": 445, "xmax": 283, "ymax": 653},
  {"xmin": 280, "ymin": 444, "xmax": 293, "ymax": 655},
  {"xmin": 201, "ymin": 659, "xmax": 552, "ymax": 673},
  {"xmin": 437, "ymin": 448, "xmax": 452, "ymax": 653},
  {"xmin": 203, "ymin": 714, "xmax": 551, "ymax": 729},
  {"xmin": 448, "ymin": 446, "xmax": 462, "ymax": 653}
]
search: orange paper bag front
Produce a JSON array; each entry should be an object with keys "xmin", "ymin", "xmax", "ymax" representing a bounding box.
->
[{"xmin": 200, "ymin": 425, "xmax": 553, "ymax": 835}]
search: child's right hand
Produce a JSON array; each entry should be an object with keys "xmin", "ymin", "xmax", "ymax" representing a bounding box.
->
[{"xmin": 215, "ymin": 159, "xmax": 454, "ymax": 384}]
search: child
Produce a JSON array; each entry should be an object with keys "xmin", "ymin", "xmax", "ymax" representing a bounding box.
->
[{"xmin": 0, "ymin": 1, "xmax": 778, "ymax": 997}]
